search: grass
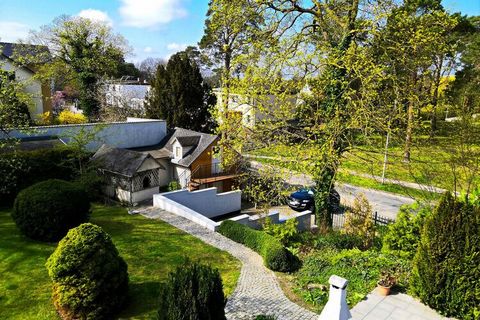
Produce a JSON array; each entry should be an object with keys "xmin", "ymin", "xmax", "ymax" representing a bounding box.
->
[{"xmin": 0, "ymin": 205, "xmax": 241, "ymax": 320}]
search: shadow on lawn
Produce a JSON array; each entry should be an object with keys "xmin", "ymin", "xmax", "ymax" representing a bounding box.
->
[{"xmin": 119, "ymin": 281, "xmax": 161, "ymax": 318}]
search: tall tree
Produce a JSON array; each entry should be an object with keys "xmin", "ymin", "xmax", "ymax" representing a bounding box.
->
[
  {"xmin": 145, "ymin": 51, "xmax": 216, "ymax": 132},
  {"xmin": 30, "ymin": 16, "xmax": 130, "ymax": 119},
  {"xmin": 136, "ymin": 57, "xmax": 165, "ymax": 83}
]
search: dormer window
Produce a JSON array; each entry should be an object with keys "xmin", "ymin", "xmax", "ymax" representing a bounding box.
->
[{"xmin": 175, "ymin": 146, "xmax": 182, "ymax": 159}]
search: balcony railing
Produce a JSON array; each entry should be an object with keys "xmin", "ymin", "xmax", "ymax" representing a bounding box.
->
[{"xmin": 191, "ymin": 163, "xmax": 238, "ymax": 180}]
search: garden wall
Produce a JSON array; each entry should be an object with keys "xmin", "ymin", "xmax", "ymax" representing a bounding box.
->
[{"xmin": 3, "ymin": 117, "xmax": 167, "ymax": 151}]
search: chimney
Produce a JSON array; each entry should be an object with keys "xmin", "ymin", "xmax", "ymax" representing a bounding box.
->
[{"xmin": 318, "ymin": 275, "xmax": 352, "ymax": 320}]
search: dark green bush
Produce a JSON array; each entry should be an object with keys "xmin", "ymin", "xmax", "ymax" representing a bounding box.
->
[
  {"xmin": 46, "ymin": 223, "xmax": 128, "ymax": 320},
  {"xmin": 74, "ymin": 170, "xmax": 104, "ymax": 201},
  {"xmin": 382, "ymin": 202, "xmax": 431, "ymax": 259},
  {"xmin": 157, "ymin": 260, "xmax": 226, "ymax": 320},
  {"xmin": 218, "ymin": 220, "xmax": 300, "ymax": 272},
  {"xmin": 312, "ymin": 231, "xmax": 364, "ymax": 251},
  {"xmin": 167, "ymin": 180, "xmax": 181, "ymax": 191},
  {"xmin": 255, "ymin": 315, "xmax": 277, "ymax": 320},
  {"xmin": 12, "ymin": 179, "xmax": 90, "ymax": 242},
  {"xmin": 0, "ymin": 148, "xmax": 79, "ymax": 204},
  {"xmin": 411, "ymin": 193, "xmax": 480, "ymax": 319}
]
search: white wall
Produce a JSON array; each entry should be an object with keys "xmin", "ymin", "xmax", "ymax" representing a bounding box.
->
[
  {"xmin": 159, "ymin": 188, "xmax": 241, "ymax": 218},
  {"xmin": 153, "ymin": 194, "xmax": 220, "ymax": 231},
  {"xmin": 157, "ymin": 159, "xmax": 171, "ymax": 187},
  {"xmin": 132, "ymin": 186, "xmax": 159, "ymax": 203},
  {"xmin": 173, "ymin": 165, "xmax": 191, "ymax": 188},
  {"xmin": 3, "ymin": 118, "xmax": 167, "ymax": 151}
]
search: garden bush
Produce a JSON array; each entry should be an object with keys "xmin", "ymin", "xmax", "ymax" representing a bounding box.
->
[
  {"xmin": 312, "ymin": 231, "xmax": 364, "ymax": 251},
  {"xmin": 294, "ymin": 248, "xmax": 410, "ymax": 311},
  {"xmin": 46, "ymin": 223, "xmax": 128, "ymax": 320},
  {"xmin": 157, "ymin": 260, "xmax": 226, "ymax": 320},
  {"xmin": 382, "ymin": 202, "xmax": 431, "ymax": 259},
  {"xmin": 263, "ymin": 217, "xmax": 298, "ymax": 246},
  {"xmin": 0, "ymin": 148, "xmax": 79, "ymax": 204},
  {"xmin": 218, "ymin": 220, "xmax": 299, "ymax": 272},
  {"xmin": 74, "ymin": 170, "xmax": 104, "ymax": 201},
  {"xmin": 411, "ymin": 192, "xmax": 480, "ymax": 319},
  {"xmin": 12, "ymin": 179, "xmax": 90, "ymax": 241},
  {"xmin": 344, "ymin": 193, "xmax": 375, "ymax": 249},
  {"xmin": 167, "ymin": 180, "xmax": 181, "ymax": 191}
]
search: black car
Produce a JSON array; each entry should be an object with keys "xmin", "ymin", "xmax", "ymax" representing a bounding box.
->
[{"xmin": 287, "ymin": 187, "xmax": 340, "ymax": 212}]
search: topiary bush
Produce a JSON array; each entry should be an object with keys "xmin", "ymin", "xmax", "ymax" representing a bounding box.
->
[
  {"xmin": 411, "ymin": 192, "xmax": 480, "ymax": 319},
  {"xmin": 74, "ymin": 170, "xmax": 104, "ymax": 201},
  {"xmin": 46, "ymin": 223, "xmax": 129, "ymax": 320},
  {"xmin": 157, "ymin": 260, "xmax": 226, "ymax": 320},
  {"xmin": 218, "ymin": 220, "xmax": 300, "ymax": 272},
  {"xmin": 12, "ymin": 179, "xmax": 90, "ymax": 242}
]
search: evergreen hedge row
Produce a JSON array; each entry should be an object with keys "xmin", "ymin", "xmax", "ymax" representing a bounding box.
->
[{"xmin": 218, "ymin": 220, "xmax": 300, "ymax": 272}]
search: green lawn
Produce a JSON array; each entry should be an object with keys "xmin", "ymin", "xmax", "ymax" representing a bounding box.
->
[{"xmin": 0, "ymin": 205, "xmax": 241, "ymax": 320}]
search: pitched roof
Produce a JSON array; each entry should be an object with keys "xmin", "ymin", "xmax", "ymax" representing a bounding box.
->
[
  {"xmin": 0, "ymin": 42, "xmax": 51, "ymax": 70},
  {"xmin": 91, "ymin": 144, "xmax": 163, "ymax": 177},
  {"xmin": 132, "ymin": 127, "xmax": 218, "ymax": 167}
]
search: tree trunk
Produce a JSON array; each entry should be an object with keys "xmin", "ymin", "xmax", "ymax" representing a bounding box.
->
[{"xmin": 430, "ymin": 56, "xmax": 443, "ymax": 138}]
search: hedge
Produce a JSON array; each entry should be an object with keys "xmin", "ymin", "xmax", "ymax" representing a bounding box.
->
[
  {"xmin": 0, "ymin": 148, "xmax": 80, "ymax": 204},
  {"xmin": 218, "ymin": 220, "xmax": 299, "ymax": 272},
  {"xmin": 157, "ymin": 260, "xmax": 226, "ymax": 320},
  {"xmin": 46, "ymin": 223, "xmax": 129, "ymax": 320},
  {"xmin": 12, "ymin": 179, "xmax": 90, "ymax": 242}
]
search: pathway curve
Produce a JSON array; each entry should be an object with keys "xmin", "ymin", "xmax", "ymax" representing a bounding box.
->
[{"xmin": 139, "ymin": 207, "xmax": 318, "ymax": 320}]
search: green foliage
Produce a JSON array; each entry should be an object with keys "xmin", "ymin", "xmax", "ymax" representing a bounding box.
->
[
  {"xmin": 46, "ymin": 223, "xmax": 128, "ymax": 320},
  {"xmin": 218, "ymin": 220, "xmax": 299, "ymax": 272},
  {"xmin": 157, "ymin": 260, "xmax": 226, "ymax": 320},
  {"xmin": 167, "ymin": 180, "xmax": 181, "ymax": 191},
  {"xmin": 146, "ymin": 51, "xmax": 216, "ymax": 132},
  {"xmin": 255, "ymin": 316, "xmax": 276, "ymax": 320},
  {"xmin": 294, "ymin": 248, "xmax": 410, "ymax": 311},
  {"xmin": 382, "ymin": 202, "xmax": 431, "ymax": 259},
  {"xmin": 344, "ymin": 194, "xmax": 375, "ymax": 249},
  {"xmin": 411, "ymin": 193, "xmax": 480, "ymax": 319},
  {"xmin": 311, "ymin": 231, "xmax": 364, "ymax": 251},
  {"xmin": 263, "ymin": 217, "xmax": 298, "ymax": 246},
  {"xmin": 12, "ymin": 179, "xmax": 90, "ymax": 242},
  {"xmin": 74, "ymin": 170, "xmax": 104, "ymax": 201},
  {"xmin": 0, "ymin": 148, "xmax": 81, "ymax": 204}
]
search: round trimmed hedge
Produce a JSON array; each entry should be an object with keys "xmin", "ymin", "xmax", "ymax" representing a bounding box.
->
[
  {"xmin": 12, "ymin": 179, "xmax": 90, "ymax": 242},
  {"xmin": 46, "ymin": 223, "xmax": 129, "ymax": 320}
]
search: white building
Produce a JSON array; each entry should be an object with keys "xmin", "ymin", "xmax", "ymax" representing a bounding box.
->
[
  {"xmin": 104, "ymin": 78, "xmax": 151, "ymax": 111},
  {"xmin": 0, "ymin": 42, "xmax": 52, "ymax": 118}
]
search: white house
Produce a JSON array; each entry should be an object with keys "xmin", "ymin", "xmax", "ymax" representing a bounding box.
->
[
  {"xmin": 0, "ymin": 42, "xmax": 52, "ymax": 118},
  {"xmin": 104, "ymin": 78, "xmax": 150, "ymax": 111}
]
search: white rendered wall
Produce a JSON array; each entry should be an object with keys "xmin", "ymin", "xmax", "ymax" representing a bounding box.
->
[
  {"xmin": 159, "ymin": 188, "xmax": 241, "ymax": 218},
  {"xmin": 3, "ymin": 118, "xmax": 167, "ymax": 151},
  {"xmin": 132, "ymin": 186, "xmax": 159, "ymax": 203}
]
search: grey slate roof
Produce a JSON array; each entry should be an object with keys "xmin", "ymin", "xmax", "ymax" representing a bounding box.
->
[
  {"xmin": 91, "ymin": 144, "xmax": 163, "ymax": 177},
  {"xmin": 132, "ymin": 127, "xmax": 218, "ymax": 168},
  {"xmin": 0, "ymin": 42, "xmax": 51, "ymax": 69}
]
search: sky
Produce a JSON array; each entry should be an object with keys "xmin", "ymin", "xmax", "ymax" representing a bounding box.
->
[{"xmin": 0, "ymin": 0, "xmax": 479, "ymax": 64}]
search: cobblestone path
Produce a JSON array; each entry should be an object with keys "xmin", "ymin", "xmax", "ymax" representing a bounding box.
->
[{"xmin": 140, "ymin": 207, "xmax": 318, "ymax": 320}]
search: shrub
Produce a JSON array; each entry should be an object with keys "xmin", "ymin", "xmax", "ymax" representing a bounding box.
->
[
  {"xmin": 74, "ymin": 170, "xmax": 104, "ymax": 201},
  {"xmin": 255, "ymin": 316, "xmax": 276, "ymax": 320},
  {"xmin": 46, "ymin": 223, "xmax": 128, "ymax": 320},
  {"xmin": 57, "ymin": 110, "xmax": 87, "ymax": 124},
  {"xmin": 167, "ymin": 180, "xmax": 181, "ymax": 191},
  {"xmin": 295, "ymin": 248, "xmax": 410, "ymax": 311},
  {"xmin": 382, "ymin": 202, "xmax": 431, "ymax": 259},
  {"xmin": 313, "ymin": 231, "xmax": 364, "ymax": 251},
  {"xmin": 12, "ymin": 179, "xmax": 90, "ymax": 242},
  {"xmin": 157, "ymin": 260, "xmax": 226, "ymax": 320},
  {"xmin": 218, "ymin": 220, "xmax": 299, "ymax": 272},
  {"xmin": 263, "ymin": 217, "xmax": 298, "ymax": 246},
  {"xmin": 0, "ymin": 148, "xmax": 79, "ymax": 204},
  {"xmin": 411, "ymin": 193, "xmax": 480, "ymax": 319},
  {"xmin": 344, "ymin": 193, "xmax": 375, "ymax": 249}
]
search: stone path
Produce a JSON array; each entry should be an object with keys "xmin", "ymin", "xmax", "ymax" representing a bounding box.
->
[
  {"xmin": 140, "ymin": 207, "xmax": 318, "ymax": 320},
  {"xmin": 350, "ymin": 290, "xmax": 455, "ymax": 320}
]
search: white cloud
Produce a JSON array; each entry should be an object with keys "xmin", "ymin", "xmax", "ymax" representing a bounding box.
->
[
  {"xmin": 78, "ymin": 9, "xmax": 113, "ymax": 26},
  {"xmin": 119, "ymin": 0, "xmax": 187, "ymax": 28},
  {"xmin": 0, "ymin": 21, "xmax": 30, "ymax": 42},
  {"xmin": 166, "ymin": 42, "xmax": 187, "ymax": 51},
  {"xmin": 143, "ymin": 46, "xmax": 153, "ymax": 53}
]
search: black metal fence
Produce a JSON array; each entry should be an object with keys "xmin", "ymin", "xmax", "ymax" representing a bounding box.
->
[{"xmin": 332, "ymin": 211, "xmax": 395, "ymax": 229}]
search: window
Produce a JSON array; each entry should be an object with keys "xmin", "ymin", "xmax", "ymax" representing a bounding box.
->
[
  {"xmin": 246, "ymin": 115, "xmax": 251, "ymax": 124},
  {"xmin": 142, "ymin": 176, "xmax": 151, "ymax": 189},
  {"xmin": 175, "ymin": 146, "xmax": 181, "ymax": 158}
]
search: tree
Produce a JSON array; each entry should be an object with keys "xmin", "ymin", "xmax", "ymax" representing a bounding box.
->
[
  {"xmin": 146, "ymin": 51, "xmax": 216, "ymax": 132},
  {"xmin": 136, "ymin": 57, "xmax": 165, "ymax": 83},
  {"xmin": 213, "ymin": 0, "xmax": 398, "ymax": 227},
  {"xmin": 30, "ymin": 16, "xmax": 130, "ymax": 119}
]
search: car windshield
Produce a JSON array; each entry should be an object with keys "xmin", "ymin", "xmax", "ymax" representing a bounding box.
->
[{"xmin": 298, "ymin": 188, "xmax": 315, "ymax": 195}]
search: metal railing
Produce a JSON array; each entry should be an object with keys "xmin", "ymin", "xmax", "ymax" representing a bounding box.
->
[
  {"xmin": 190, "ymin": 163, "xmax": 237, "ymax": 180},
  {"xmin": 332, "ymin": 211, "xmax": 394, "ymax": 229}
]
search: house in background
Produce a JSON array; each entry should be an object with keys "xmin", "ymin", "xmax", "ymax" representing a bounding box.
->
[
  {"xmin": 0, "ymin": 42, "xmax": 52, "ymax": 118},
  {"xmin": 103, "ymin": 77, "xmax": 150, "ymax": 111}
]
